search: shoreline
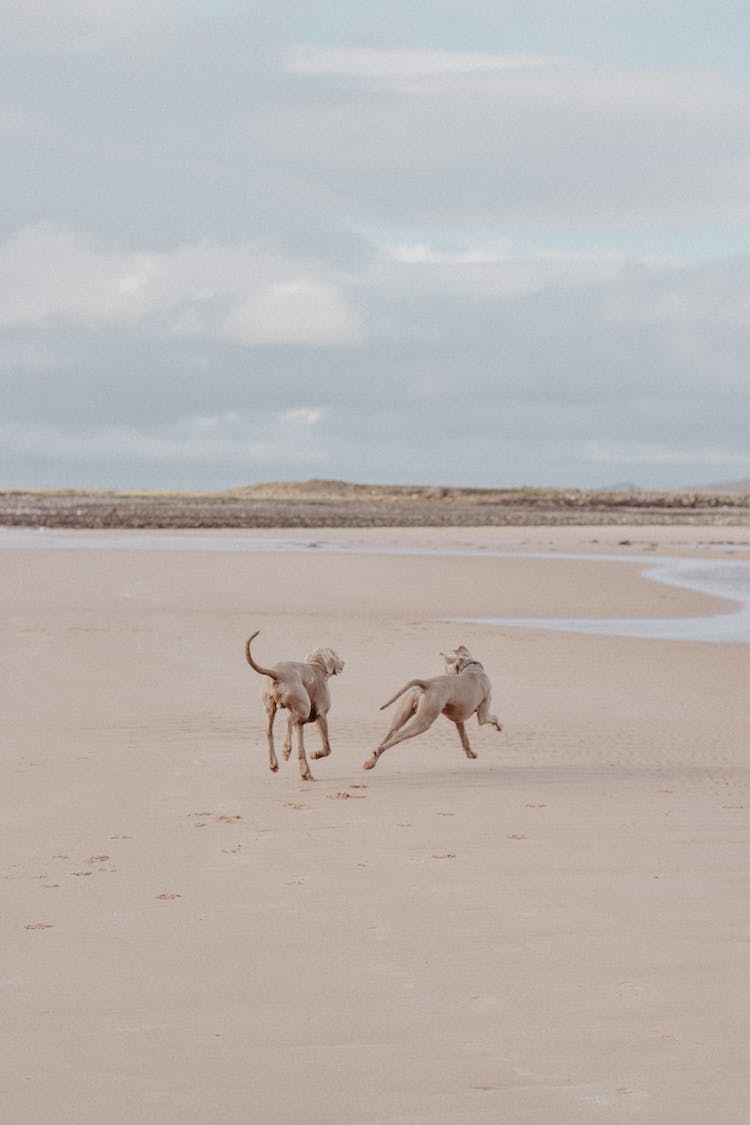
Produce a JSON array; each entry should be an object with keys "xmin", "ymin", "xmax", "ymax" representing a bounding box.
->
[
  {"xmin": 3, "ymin": 524, "xmax": 749, "ymax": 644},
  {"xmin": 3, "ymin": 520, "xmax": 750, "ymax": 552}
]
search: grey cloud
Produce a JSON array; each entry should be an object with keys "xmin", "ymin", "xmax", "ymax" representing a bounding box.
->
[
  {"xmin": 5, "ymin": 32, "xmax": 748, "ymax": 246},
  {"xmin": 260, "ymin": 60, "xmax": 750, "ymax": 229},
  {"xmin": 0, "ymin": 1, "xmax": 183, "ymax": 53},
  {"xmin": 1, "ymin": 13, "xmax": 748, "ymax": 490}
]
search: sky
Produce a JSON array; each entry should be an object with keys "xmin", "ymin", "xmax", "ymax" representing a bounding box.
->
[{"xmin": 1, "ymin": 1, "xmax": 749, "ymax": 491}]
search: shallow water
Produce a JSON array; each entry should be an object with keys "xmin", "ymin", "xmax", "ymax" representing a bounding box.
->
[
  {"xmin": 449, "ymin": 557, "xmax": 750, "ymax": 644},
  {"xmin": 1, "ymin": 527, "xmax": 749, "ymax": 643}
]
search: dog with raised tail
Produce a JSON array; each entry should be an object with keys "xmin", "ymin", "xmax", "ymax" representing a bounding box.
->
[
  {"xmin": 246, "ymin": 631, "xmax": 344, "ymax": 780},
  {"xmin": 363, "ymin": 645, "xmax": 502, "ymax": 771}
]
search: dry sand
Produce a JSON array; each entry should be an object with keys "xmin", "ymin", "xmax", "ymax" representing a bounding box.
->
[{"xmin": 2, "ymin": 525, "xmax": 749, "ymax": 1124}]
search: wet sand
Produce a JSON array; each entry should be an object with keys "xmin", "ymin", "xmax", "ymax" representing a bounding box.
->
[{"xmin": 2, "ymin": 525, "xmax": 749, "ymax": 1123}]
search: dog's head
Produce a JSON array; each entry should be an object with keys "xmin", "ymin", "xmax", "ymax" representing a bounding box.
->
[
  {"xmin": 306, "ymin": 647, "xmax": 345, "ymax": 677},
  {"xmin": 441, "ymin": 644, "xmax": 474, "ymax": 674}
]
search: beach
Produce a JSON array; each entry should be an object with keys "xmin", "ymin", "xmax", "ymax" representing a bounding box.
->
[{"xmin": 3, "ymin": 524, "xmax": 749, "ymax": 1124}]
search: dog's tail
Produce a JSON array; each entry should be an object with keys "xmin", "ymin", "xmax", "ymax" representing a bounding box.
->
[
  {"xmin": 245, "ymin": 631, "xmax": 276, "ymax": 679},
  {"xmin": 379, "ymin": 679, "xmax": 427, "ymax": 710}
]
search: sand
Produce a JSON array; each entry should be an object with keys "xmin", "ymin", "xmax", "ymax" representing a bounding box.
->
[{"xmin": 2, "ymin": 525, "xmax": 749, "ymax": 1124}]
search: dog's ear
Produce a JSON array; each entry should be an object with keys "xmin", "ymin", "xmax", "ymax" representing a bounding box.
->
[
  {"xmin": 309, "ymin": 648, "xmax": 344, "ymax": 676},
  {"xmin": 455, "ymin": 644, "xmax": 471, "ymax": 657},
  {"xmin": 326, "ymin": 649, "xmax": 344, "ymax": 676},
  {"xmin": 442, "ymin": 648, "xmax": 462, "ymax": 673}
]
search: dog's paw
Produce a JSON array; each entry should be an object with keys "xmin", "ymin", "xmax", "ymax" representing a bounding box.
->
[
  {"xmin": 362, "ymin": 757, "xmax": 376, "ymax": 770},
  {"xmin": 270, "ymin": 763, "xmax": 279, "ymax": 773}
]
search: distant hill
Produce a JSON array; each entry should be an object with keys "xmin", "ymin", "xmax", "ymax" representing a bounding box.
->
[
  {"xmin": 1, "ymin": 480, "xmax": 748, "ymax": 528},
  {"xmin": 693, "ymin": 479, "xmax": 750, "ymax": 494}
]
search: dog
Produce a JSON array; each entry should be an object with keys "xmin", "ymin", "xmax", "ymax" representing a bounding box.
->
[
  {"xmin": 246, "ymin": 631, "xmax": 344, "ymax": 780},
  {"xmin": 363, "ymin": 645, "xmax": 502, "ymax": 770}
]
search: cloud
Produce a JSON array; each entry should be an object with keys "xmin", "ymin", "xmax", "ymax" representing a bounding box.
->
[
  {"xmin": 285, "ymin": 45, "xmax": 557, "ymax": 81},
  {"xmin": 270, "ymin": 48, "xmax": 750, "ymax": 228},
  {"xmin": 0, "ymin": 337, "xmax": 61, "ymax": 372},
  {"xmin": 222, "ymin": 280, "xmax": 363, "ymax": 346},
  {"xmin": 5, "ymin": 38, "xmax": 748, "ymax": 247},
  {"xmin": 1, "ymin": 19, "xmax": 748, "ymax": 490},
  {"xmin": 0, "ymin": 407, "xmax": 328, "ymax": 476},
  {"xmin": 281, "ymin": 407, "xmax": 324, "ymax": 426},
  {"xmin": 584, "ymin": 441, "xmax": 750, "ymax": 468},
  {"xmin": 0, "ymin": 225, "xmax": 162, "ymax": 326},
  {"xmin": 0, "ymin": 0, "xmax": 183, "ymax": 53},
  {"xmin": 377, "ymin": 240, "xmax": 662, "ymax": 300},
  {"xmin": 0, "ymin": 224, "xmax": 364, "ymax": 346},
  {"xmin": 387, "ymin": 243, "xmax": 511, "ymax": 265}
]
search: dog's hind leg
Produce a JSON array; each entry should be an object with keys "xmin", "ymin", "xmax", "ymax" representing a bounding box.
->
[
  {"xmin": 383, "ymin": 687, "xmax": 420, "ymax": 739},
  {"xmin": 363, "ymin": 696, "xmax": 442, "ymax": 769},
  {"xmin": 311, "ymin": 714, "xmax": 332, "ymax": 760},
  {"xmin": 454, "ymin": 719, "xmax": 477, "ymax": 759},
  {"xmin": 282, "ymin": 713, "xmax": 294, "ymax": 760},
  {"xmin": 362, "ymin": 690, "xmax": 419, "ymax": 770},
  {"xmin": 263, "ymin": 694, "xmax": 279, "ymax": 773}
]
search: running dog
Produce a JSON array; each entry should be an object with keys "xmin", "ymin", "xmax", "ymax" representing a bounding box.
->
[
  {"xmin": 364, "ymin": 645, "xmax": 502, "ymax": 770},
  {"xmin": 246, "ymin": 631, "xmax": 344, "ymax": 780}
]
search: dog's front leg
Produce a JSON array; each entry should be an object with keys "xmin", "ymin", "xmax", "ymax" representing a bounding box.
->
[
  {"xmin": 477, "ymin": 697, "xmax": 503, "ymax": 732},
  {"xmin": 310, "ymin": 714, "xmax": 332, "ymax": 760},
  {"xmin": 295, "ymin": 723, "xmax": 314, "ymax": 781},
  {"xmin": 454, "ymin": 719, "xmax": 477, "ymax": 759}
]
